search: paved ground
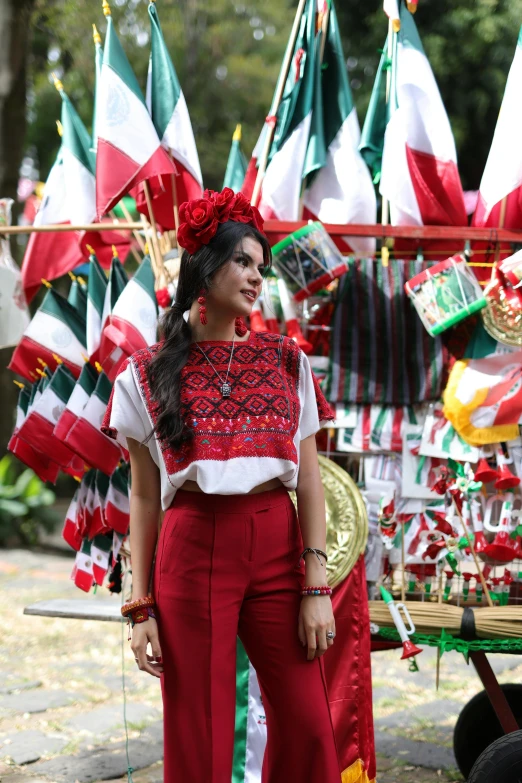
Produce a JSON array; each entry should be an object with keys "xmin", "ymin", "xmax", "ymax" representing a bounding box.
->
[{"xmin": 1, "ymin": 546, "xmax": 521, "ymax": 782}]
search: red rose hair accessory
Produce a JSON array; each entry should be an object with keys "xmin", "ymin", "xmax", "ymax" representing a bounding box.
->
[{"xmin": 177, "ymin": 187, "xmax": 265, "ymax": 255}]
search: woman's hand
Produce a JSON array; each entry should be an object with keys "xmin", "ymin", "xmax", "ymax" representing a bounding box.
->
[
  {"xmin": 130, "ymin": 619, "xmax": 164, "ymax": 678},
  {"xmin": 298, "ymin": 596, "xmax": 336, "ymax": 661}
]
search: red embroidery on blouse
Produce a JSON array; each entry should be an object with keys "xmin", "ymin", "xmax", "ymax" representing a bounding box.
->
[{"xmin": 102, "ymin": 332, "xmax": 332, "ymax": 477}]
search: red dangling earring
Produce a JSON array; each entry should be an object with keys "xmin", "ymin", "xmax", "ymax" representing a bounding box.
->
[
  {"xmin": 198, "ymin": 289, "xmax": 207, "ymax": 325},
  {"xmin": 235, "ymin": 317, "xmax": 248, "ymax": 337}
]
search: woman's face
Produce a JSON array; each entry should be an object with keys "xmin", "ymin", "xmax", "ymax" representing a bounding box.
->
[{"xmin": 207, "ymin": 237, "xmax": 265, "ymax": 318}]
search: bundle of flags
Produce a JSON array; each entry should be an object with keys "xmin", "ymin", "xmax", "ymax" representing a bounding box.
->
[
  {"xmin": 8, "ymin": 249, "xmax": 159, "ymax": 592},
  {"xmin": 360, "ymin": 2, "xmax": 466, "ymax": 231},
  {"xmin": 243, "ymin": 0, "xmax": 376, "ymax": 257},
  {"xmin": 20, "ymin": 0, "xmax": 202, "ymax": 302}
]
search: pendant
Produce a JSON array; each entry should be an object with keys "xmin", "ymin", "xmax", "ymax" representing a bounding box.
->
[{"xmin": 221, "ymin": 382, "xmax": 232, "ymax": 398}]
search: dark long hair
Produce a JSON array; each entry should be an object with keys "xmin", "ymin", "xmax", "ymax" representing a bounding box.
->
[{"xmin": 147, "ymin": 221, "xmax": 272, "ymax": 450}]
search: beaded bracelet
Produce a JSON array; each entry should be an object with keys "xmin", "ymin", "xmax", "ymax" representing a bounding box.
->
[
  {"xmin": 121, "ymin": 595, "xmax": 155, "ymax": 618},
  {"xmin": 301, "ymin": 586, "xmax": 333, "ymax": 597}
]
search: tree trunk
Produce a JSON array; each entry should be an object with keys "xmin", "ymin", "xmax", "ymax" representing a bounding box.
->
[{"xmin": 0, "ymin": 0, "xmax": 35, "ymax": 452}]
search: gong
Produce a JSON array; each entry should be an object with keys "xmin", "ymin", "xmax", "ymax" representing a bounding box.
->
[{"xmin": 291, "ymin": 456, "xmax": 369, "ymax": 588}]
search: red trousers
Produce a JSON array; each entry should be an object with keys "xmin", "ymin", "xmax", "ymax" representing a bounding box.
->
[{"xmin": 154, "ymin": 487, "xmax": 341, "ymax": 782}]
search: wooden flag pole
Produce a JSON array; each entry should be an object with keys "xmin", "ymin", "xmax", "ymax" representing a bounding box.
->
[
  {"xmin": 142, "ymin": 181, "xmax": 166, "ymax": 280},
  {"xmin": 168, "ymin": 153, "xmax": 180, "ymax": 236},
  {"xmin": 0, "ymin": 221, "xmax": 143, "ymax": 236},
  {"xmin": 112, "ymin": 203, "xmax": 147, "ymax": 255},
  {"xmin": 250, "ymin": 0, "xmax": 308, "ymax": 207}
]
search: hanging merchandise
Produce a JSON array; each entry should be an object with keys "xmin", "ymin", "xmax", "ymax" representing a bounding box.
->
[
  {"xmin": 336, "ymin": 404, "xmax": 424, "ymax": 454},
  {"xmin": 271, "ymin": 222, "xmax": 347, "ymax": 302},
  {"xmin": 481, "ymin": 260, "xmax": 522, "ymax": 348},
  {"xmin": 328, "ymin": 258, "xmax": 446, "ymax": 406},
  {"xmin": 405, "ymin": 255, "xmax": 486, "ymax": 337},
  {"xmin": 419, "ymin": 402, "xmax": 480, "ymax": 462}
]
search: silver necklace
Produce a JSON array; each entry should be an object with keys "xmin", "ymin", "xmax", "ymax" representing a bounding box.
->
[{"xmin": 195, "ymin": 334, "xmax": 236, "ymax": 398}]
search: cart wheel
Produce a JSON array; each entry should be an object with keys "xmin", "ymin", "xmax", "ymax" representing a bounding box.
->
[
  {"xmin": 453, "ymin": 684, "xmax": 522, "ymax": 778},
  {"xmin": 467, "ymin": 729, "xmax": 522, "ymax": 782}
]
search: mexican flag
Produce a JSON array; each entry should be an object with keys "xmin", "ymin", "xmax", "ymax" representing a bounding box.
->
[
  {"xmin": 101, "ymin": 255, "xmax": 129, "ymax": 335},
  {"xmin": 9, "ymin": 288, "xmax": 87, "ymax": 382},
  {"xmin": 20, "ymin": 145, "xmax": 84, "ymax": 304},
  {"xmin": 248, "ymin": 0, "xmax": 319, "ymax": 220},
  {"xmin": 90, "ymin": 471, "xmax": 110, "ymax": 539},
  {"xmin": 91, "ymin": 24, "xmax": 104, "ymax": 155},
  {"xmin": 95, "ymin": 5, "xmax": 176, "ymax": 218},
  {"xmin": 302, "ymin": 1, "xmax": 376, "ymax": 257},
  {"xmin": 58, "ymin": 85, "xmax": 96, "ymax": 224},
  {"xmin": 472, "ymin": 27, "xmax": 522, "ymax": 231},
  {"xmin": 72, "ymin": 537, "xmax": 94, "ymax": 593},
  {"xmin": 105, "ymin": 464, "xmax": 130, "ymax": 535},
  {"xmin": 68, "ymin": 276, "xmax": 88, "ymax": 325},
  {"xmin": 133, "ymin": 1, "xmax": 202, "ymax": 229},
  {"xmin": 65, "ymin": 371, "xmax": 123, "ymax": 476},
  {"xmin": 54, "ymin": 361, "xmax": 98, "ymax": 444},
  {"xmin": 99, "ymin": 256, "xmax": 158, "ymax": 381},
  {"xmin": 363, "ymin": 4, "xmax": 467, "ymax": 228},
  {"xmin": 443, "ymin": 342, "xmax": 522, "ymax": 446},
  {"xmin": 86, "ymin": 251, "xmax": 108, "ymax": 362},
  {"xmin": 8, "ymin": 385, "xmax": 61, "ymax": 484},
  {"xmin": 91, "ymin": 532, "xmax": 113, "ymax": 586},
  {"xmin": 62, "ymin": 490, "xmax": 82, "ymax": 552},
  {"xmin": 224, "ymin": 125, "xmax": 248, "ymax": 193},
  {"xmin": 16, "ymin": 364, "xmax": 79, "ymax": 470}
]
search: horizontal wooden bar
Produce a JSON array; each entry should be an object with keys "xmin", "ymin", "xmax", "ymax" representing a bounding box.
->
[
  {"xmin": 24, "ymin": 598, "xmax": 123, "ymax": 622},
  {"xmin": 1, "ymin": 222, "xmax": 144, "ymax": 236},
  {"xmin": 264, "ymin": 221, "xmax": 522, "ymax": 243}
]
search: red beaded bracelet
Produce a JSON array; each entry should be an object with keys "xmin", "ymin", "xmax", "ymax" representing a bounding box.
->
[
  {"xmin": 121, "ymin": 595, "xmax": 155, "ymax": 618},
  {"xmin": 301, "ymin": 586, "xmax": 333, "ymax": 597}
]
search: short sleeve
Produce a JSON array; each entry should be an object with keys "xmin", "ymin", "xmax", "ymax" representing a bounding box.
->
[
  {"xmin": 100, "ymin": 359, "xmax": 152, "ymax": 451},
  {"xmin": 298, "ymin": 351, "xmax": 335, "ymax": 440}
]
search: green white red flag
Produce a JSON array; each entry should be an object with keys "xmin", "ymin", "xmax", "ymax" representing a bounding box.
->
[
  {"xmin": 64, "ymin": 371, "xmax": 124, "ymax": 476},
  {"xmin": 9, "ymin": 287, "xmax": 87, "ymax": 382},
  {"xmin": 8, "ymin": 384, "xmax": 61, "ymax": 484},
  {"xmin": 133, "ymin": 1, "xmax": 202, "ymax": 229},
  {"xmin": 54, "ymin": 361, "xmax": 98, "ymax": 446},
  {"xmin": 473, "ymin": 26, "xmax": 522, "ymax": 231},
  {"xmin": 105, "ymin": 464, "xmax": 130, "ymax": 535},
  {"xmin": 362, "ymin": 4, "xmax": 466, "ymax": 228},
  {"xmin": 303, "ymin": 1, "xmax": 376, "ymax": 256},
  {"xmin": 86, "ymin": 251, "xmax": 108, "ymax": 363},
  {"xmin": 99, "ymin": 256, "xmax": 158, "ymax": 381},
  {"xmin": 245, "ymin": 0, "xmax": 318, "ymax": 220},
  {"xmin": 223, "ymin": 125, "xmax": 248, "ymax": 193},
  {"xmin": 20, "ymin": 145, "xmax": 83, "ymax": 304},
  {"xmin": 95, "ymin": 7, "xmax": 176, "ymax": 218},
  {"xmin": 62, "ymin": 489, "xmax": 82, "ymax": 551}
]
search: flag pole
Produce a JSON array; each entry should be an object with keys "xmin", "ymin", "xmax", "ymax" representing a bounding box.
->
[
  {"xmin": 112, "ymin": 202, "xmax": 147, "ymax": 255},
  {"xmin": 380, "ymin": 18, "xmax": 396, "ymax": 266},
  {"xmin": 251, "ymin": 0, "xmax": 308, "ymax": 207},
  {"xmin": 0, "ymin": 221, "xmax": 143, "ymax": 235},
  {"xmin": 142, "ymin": 181, "xmax": 166, "ymax": 280},
  {"xmin": 168, "ymin": 154, "xmax": 180, "ymax": 235}
]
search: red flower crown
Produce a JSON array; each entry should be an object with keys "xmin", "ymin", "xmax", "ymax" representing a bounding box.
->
[{"xmin": 177, "ymin": 187, "xmax": 265, "ymax": 255}]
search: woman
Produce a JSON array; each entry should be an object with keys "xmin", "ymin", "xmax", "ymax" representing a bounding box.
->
[{"xmin": 102, "ymin": 188, "xmax": 340, "ymax": 782}]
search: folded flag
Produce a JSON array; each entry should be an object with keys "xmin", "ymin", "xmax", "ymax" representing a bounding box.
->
[
  {"xmin": 89, "ymin": 471, "xmax": 110, "ymax": 539},
  {"xmin": 8, "ymin": 287, "xmax": 87, "ymax": 382},
  {"xmin": 8, "ymin": 383, "xmax": 61, "ymax": 483},
  {"xmin": 99, "ymin": 256, "xmax": 158, "ymax": 381},
  {"xmin": 72, "ymin": 537, "xmax": 94, "ymax": 593},
  {"xmin": 86, "ymin": 251, "xmax": 108, "ymax": 363},
  {"xmin": 91, "ymin": 532, "xmax": 113, "ymax": 586},
  {"xmin": 54, "ymin": 361, "xmax": 98, "ymax": 444},
  {"xmin": 62, "ymin": 489, "xmax": 82, "ymax": 551},
  {"xmin": 105, "ymin": 464, "xmax": 130, "ymax": 535},
  {"xmin": 65, "ymin": 371, "xmax": 123, "ymax": 475}
]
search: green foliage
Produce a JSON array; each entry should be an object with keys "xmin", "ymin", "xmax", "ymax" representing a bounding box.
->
[
  {"xmin": 27, "ymin": 0, "xmax": 522, "ymax": 192},
  {"xmin": 0, "ymin": 455, "xmax": 59, "ymax": 546}
]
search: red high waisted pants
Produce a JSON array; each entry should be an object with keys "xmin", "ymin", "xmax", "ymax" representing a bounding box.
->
[{"xmin": 153, "ymin": 486, "xmax": 341, "ymax": 782}]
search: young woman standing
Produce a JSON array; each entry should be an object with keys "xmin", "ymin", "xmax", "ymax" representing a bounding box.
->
[{"xmin": 102, "ymin": 188, "xmax": 341, "ymax": 782}]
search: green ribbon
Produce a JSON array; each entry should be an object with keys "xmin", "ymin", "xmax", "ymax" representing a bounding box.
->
[{"xmin": 376, "ymin": 627, "xmax": 522, "ymax": 665}]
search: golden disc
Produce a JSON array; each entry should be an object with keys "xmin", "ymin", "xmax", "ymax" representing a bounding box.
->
[
  {"xmin": 482, "ymin": 284, "xmax": 522, "ymax": 347},
  {"xmin": 291, "ymin": 456, "xmax": 368, "ymax": 588}
]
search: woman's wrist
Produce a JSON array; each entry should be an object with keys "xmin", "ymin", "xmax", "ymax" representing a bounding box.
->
[{"xmin": 304, "ymin": 558, "xmax": 328, "ymax": 587}]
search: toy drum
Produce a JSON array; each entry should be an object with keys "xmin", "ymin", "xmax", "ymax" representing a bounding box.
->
[
  {"xmin": 405, "ymin": 254, "xmax": 486, "ymax": 336},
  {"xmin": 271, "ymin": 222, "xmax": 348, "ymax": 302}
]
